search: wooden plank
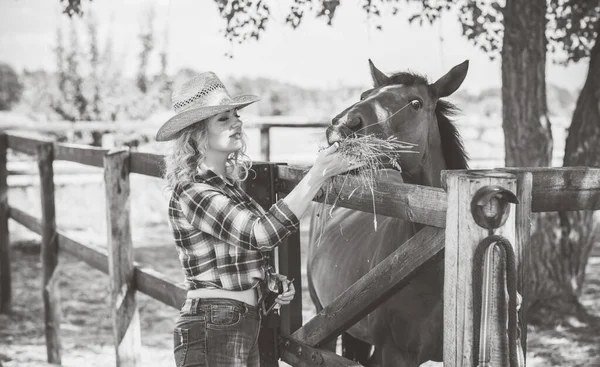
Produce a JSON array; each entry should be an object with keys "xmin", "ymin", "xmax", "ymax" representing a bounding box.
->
[
  {"xmin": 277, "ymin": 230, "xmax": 303, "ymax": 336},
  {"xmin": 130, "ymin": 152, "xmax": 163, "ymax": 178},
  {"xmin": 58, "ymin": 233, "xmax": 109, "ymax": 274},
  {"xmin": 134, "ymin": 265, "xmax": 186, "ymax": 309},
  {"xmin": 279, "ymin": 336, "xmax": 361, "ymax": 367},
  {"xmin": 8, "ymin": 205, "xmax": 42, "ymax": 234},
  {"xmin": 491, "ymin": 167, "xmax": 600, "ymax": 212},
  {"xmin": 37, "ymin": 142, "xmax": 61, "ymax": 364},
  {"xmin": 104, "ymin": 149, "xmax": 141, "ymax": 366},
  {"xmin": 54, "ymin": 143, "xmax": 107, "ymax": 167},
  {"xmin": 6, "ymin": 133, "xmax": 50, "ymax": 155},
  {"xmin": 0, "ymin": 134, "xmax": 11, "ymax": 313},
  {"xmin": 292, "ymin": 226, "xmax": 445, "ymax": 347},
  {"xmin": 443, "ymin": 171, "xmax": 522, "ymax": 367},
  {"xmin": 10, "ymin": 208, "xmax": 108, "ymax": 273},
  {"xmin": 277, "ymin": 165, "xmax": 447, "ymax": 228},
  {"xmin": 260, "ymin": 127, "xmax": 270, "ymax": 161}
]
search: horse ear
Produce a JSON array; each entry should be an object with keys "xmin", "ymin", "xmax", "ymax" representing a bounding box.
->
[
  {"xmin": 431, "ymin": 60, "xmax": 469, "ymax": 98},
  {"xmin": 369, "ymin": 59, "xmax": 390, "ymax": 87}
]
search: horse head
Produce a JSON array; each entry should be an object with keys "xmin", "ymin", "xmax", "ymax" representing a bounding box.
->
[{"xmin": 326, "ymin": 59, "xmax": 470, "ymax": 186}]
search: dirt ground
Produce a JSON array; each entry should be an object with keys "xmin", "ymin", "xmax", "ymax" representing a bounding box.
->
[{"xmin": 1, "ymin": 227, "xmax": 599, "ymax": 367}]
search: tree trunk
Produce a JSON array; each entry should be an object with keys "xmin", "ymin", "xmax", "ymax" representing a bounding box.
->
[
  {"xmin": 502, "ymin": 0, "xmax": 552, "ymax": 168},
  {"xmin": 527, "ymin": 24, "xmax": 600, "ymax": 325},
  {"xmin": 501, "ymin": 0, "xmax": 561, "ymax": 326}
]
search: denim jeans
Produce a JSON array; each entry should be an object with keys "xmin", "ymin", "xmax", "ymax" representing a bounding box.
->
[{"xmin": 173, "ymin": 298, "xmax": 261, "ymax": 367}]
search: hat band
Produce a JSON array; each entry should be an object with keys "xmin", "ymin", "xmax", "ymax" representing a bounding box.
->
[{"xmin": 173, "ymin": 83, "xmax": 234, "ymax": 113}]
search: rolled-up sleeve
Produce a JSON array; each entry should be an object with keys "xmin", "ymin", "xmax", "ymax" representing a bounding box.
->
[{"xmin": 178, "ymin": 183, "xmax": 299, "ymax": 251}]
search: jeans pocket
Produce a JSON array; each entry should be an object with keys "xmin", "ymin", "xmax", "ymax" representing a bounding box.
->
[
  {"xmin": 208, "ymin": 305, "xmax": 243, "ymax": 329},
  {"xmin": 173, "ymin": 328, "xmax": 189, "ymax": 367}
]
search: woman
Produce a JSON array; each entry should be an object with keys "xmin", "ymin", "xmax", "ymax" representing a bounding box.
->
[{"xmin": 156, "ymin": 72, "xmax": 359, "ymax": 366}]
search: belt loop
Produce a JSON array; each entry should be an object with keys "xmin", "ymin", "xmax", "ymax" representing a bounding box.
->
[{"xmin": 190, "ymin": 298, "xmax": 198, "ymax": 315}]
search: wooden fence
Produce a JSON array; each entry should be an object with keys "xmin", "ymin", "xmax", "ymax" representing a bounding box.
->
[{"xmin": 1, "ymin": 130, "xmax": 600, "ymax": 366}]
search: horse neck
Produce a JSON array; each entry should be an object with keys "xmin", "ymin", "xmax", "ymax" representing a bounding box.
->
[{"xmin": 403, "ymin": 123, "xmax": 447, "ymax": 188}]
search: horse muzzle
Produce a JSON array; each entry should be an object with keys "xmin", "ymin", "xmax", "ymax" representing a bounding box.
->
[{"xmin": 326, "ymin": 125, "xmax": 353, "ymax": 145}]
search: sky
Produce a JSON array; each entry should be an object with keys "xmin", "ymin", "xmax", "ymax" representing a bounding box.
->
[{"xmin": 0, "ymin": 0, "xmax": 589, "ymax": 93}]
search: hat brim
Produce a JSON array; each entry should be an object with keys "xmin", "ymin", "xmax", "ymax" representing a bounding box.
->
[{"xmin": 155, "ymin": 94, "xmax": 260, "ymax": 142}]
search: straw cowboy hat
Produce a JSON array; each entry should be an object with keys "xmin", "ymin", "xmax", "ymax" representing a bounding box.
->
[{"xmin": 155, "ymin": 72, "xmax": 260, "ymax": 141}]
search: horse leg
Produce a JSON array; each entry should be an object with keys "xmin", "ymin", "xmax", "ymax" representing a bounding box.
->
[{"xmin": 341, "ymin": 332, "xmax": 372, "ymax": 364}]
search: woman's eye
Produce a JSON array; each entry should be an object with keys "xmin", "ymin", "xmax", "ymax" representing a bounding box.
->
[{"xmin": 410, "ymin": 99, "xmax": 422, "ymax": 110}]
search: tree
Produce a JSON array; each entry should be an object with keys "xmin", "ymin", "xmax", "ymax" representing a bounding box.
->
[
  {"xmin": 527, "ymin": 4, "xmax": 600, "ymax": 324},
  {"xmin": 137, "ymin": 6, "xmax": 156, "ymax": 94},
  {"xmin": 0, "ymin": 63, "xmax": 23, "ymax": 110}
]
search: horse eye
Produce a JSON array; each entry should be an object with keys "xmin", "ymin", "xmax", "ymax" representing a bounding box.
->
[{"xmin": 410, "ymin": 99, "xmax": 423, "ymax": 110}]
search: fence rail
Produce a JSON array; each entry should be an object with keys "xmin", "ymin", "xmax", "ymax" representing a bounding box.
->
[{"xmin": 1, "ymin": 131, "xmax": 599, "ymax": 366}]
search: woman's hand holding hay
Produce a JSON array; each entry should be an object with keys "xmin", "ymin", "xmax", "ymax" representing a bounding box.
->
[{"xmin": 314, "ymin": 142, "xmax": 366, "ymax": 179}]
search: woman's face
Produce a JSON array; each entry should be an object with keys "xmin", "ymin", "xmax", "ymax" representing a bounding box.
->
[{"xmin": 205, "ymin": 109, "xmax": 244, "ymax": 154}]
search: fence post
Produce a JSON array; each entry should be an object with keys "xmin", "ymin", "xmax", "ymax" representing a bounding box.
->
[
  {"xmin": 277, "ymin": 230, "xmax": 302, "ymax": 336},
  {"xmin": 104, "ymin": 148, "xmax": 141, "ymax": 366},
  {"xmin": 0, "ymin": 133, "xmax": 10, "ymax": 314},
  {"xmin": 443, "ymin": 170, "xmax": 530, "ymax": 367},
  {"xmin": 260, "ymin": 127, "xmax": 270, "ymax": 162},
  {"xmin": 37, "ymin": 142, "xmax": 62, "ymax": 363},
  {"xmin": 243, "ymin": 162, "xmax": 279, "ymax": 366},
  {"xmin": 275, "ymin": 164, "xmax": 302, "ymax": 336}
]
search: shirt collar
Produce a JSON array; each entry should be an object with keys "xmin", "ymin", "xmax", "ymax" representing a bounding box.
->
[{"xmin": 195, "ymin": 167, "xmax": 235, "ymax": 189}]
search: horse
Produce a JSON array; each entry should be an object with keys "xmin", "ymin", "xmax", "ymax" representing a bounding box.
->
[{"xmin": 307, "ymin": 60, "xmax": 470, "ymax": 367}]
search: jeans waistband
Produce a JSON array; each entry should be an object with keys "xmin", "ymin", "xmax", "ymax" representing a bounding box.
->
[{"xmin": 182, "ymin": 297, "xmax": 260, "ymax": 318}]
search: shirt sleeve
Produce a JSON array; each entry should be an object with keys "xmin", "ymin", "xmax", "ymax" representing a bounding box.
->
[{"xmin": 177, "ymin": 183, "xmax": 300, "ymax": 251}]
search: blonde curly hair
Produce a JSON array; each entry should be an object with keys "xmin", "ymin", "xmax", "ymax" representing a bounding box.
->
[{"xmin": 163, "ymin": 120, "xmax": 252, "ymax": 189}]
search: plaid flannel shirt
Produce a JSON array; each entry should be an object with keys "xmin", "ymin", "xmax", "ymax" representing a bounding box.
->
[{"xmin": 168, "ymin": 169, "xmax": 300, "ymax": 291}]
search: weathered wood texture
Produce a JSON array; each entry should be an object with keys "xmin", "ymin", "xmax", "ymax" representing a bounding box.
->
[
  {"xmin": 54, "ymin": 143, "xmax": 107, "ymax": 167},
  {"xmin": 134, "ymin": 265, "xmax": 187, "ymax": 309},
  {"xmin": 260, "ymin": 127, "xmax": 270, "ymax": 161},
  {"xmin": 277, "ymin": 230, "xmax": 303, "ymax": 336},
  {"xmin": 502, "ymin": 170, "xmax": 534, "ymax": 355},
  {"xmin": 130, "ymin": 152, "xmax": 163, "ymax": 178},
  {"xmin": 443, "ymin": 171, "xmax": 529, "ymax": 367},
  {"xmin": 6, "ymin": 133, "xmax": 49, "ymax": 155},
  {"xmin": 292, "ymin": 226, "xmax": 445, "ymax": 347},
  {"xmin": 277, "ymin": 165, "xmax": 448, "ymax": 227},
  {"xmin": 0, "ymin": 134, "xmax": 10, "ymax": 313},
  {"xmin": 37, "ymin": 142, "xmax": 61, "ymax": 363},
  {"xmin": 279, "ymin": 335, "xmax": 361, "ymax": 367},
  {"xmin": 499, "ymin": 167, "xmax": 600, "ymax": 212},
  {"xmin": 104, "ymin": 149, "xmax": 141, "ymax": 366},
  {"xmin": 241, "ymin": 162, "xmax": 279, "ymax": 366}
]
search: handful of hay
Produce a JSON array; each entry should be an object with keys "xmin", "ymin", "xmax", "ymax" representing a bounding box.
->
[{"xmin": 318, "ymin": 135, "xmax": 418, "ymax": 231}]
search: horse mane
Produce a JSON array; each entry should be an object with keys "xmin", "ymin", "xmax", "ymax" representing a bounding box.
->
[{"xmin": 383, "ymin": 71, "xmax": 469, "ymax": 170}]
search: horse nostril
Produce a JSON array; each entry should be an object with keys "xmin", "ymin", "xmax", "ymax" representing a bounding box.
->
[{"xmin": 347, "ymin": 115, "xmax": 362, "ymax": 130}]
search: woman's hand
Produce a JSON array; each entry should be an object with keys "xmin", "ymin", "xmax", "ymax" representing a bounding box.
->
[
  {"xmin": 281, "ymin": 142, "xmax": 365, "ymax": 220},
  {"xmin": 275, "ymin": 279, "xmax": 295, "ymax": 306},
  {"xmin": 313, "ymin": 142, "xmax": 365, "ymax": 181}
]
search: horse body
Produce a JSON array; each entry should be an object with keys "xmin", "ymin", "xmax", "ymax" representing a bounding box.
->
[{"xmin": 307, "ymin": 60, "xmax": 470, "ymax": 366}]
